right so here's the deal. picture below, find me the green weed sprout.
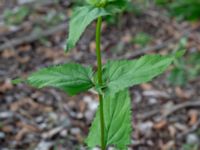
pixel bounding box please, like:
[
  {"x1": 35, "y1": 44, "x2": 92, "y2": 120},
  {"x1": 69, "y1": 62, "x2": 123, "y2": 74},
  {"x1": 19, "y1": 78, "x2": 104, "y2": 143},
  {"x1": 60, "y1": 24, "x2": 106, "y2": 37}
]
[{"x1": 14, "y1": 0, "x2": 183, "y2": 149}]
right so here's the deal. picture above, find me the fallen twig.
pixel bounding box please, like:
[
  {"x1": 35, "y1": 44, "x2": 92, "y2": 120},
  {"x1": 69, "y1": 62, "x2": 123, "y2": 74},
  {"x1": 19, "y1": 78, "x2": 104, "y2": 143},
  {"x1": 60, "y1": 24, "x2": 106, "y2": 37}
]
[
  {"x1": 162, "y1": 101, "x2": 200, "y2": 118},
  {"x1": 177, "y1": 119, "x2": 200, "y2": 139},
  {"x1": 137, "y1": 100, "x2": 200, "y2": 120},
  {"x1": 136, "y1": 109, "x2": 160, "y2": 120},
  {"x1": 0, "y1": 22, "x2": 68, "y2": 51}
]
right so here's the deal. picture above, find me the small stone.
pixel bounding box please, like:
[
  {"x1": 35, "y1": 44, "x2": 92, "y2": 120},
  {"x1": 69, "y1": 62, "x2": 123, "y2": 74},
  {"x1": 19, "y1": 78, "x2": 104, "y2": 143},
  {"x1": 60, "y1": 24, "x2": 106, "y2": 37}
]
[
  {"x1": 85, "y1": 110, "x2": 95, "y2": 121},
  {"x1": 83, "y1": 96, "x2": 98, "y2": 116},
  {"x1": 60, "y1": 129, "x2": 68, "y2": 137},
  {"x1": 38, "y1": 123, "x2": 47, "y2": 130},
  {"x1": 76, "y1": 112, "x2": 84, "y2": 119},
  {"x1": 0, "y1": 112, "x2": 13, "y2": 119},
  {"x1": 70, "y1": 128, "x2": 81, "y2": 135},
  {"x1": 35, "y1": 116, "x2": 44, "y2": 123},
  {"x1": 38, "y1": 96, "x2": 45, "y2": 102},
  {"x1": 83, "y1": 96, "x2": 93, "y2": 103},
  {"x1": 48, "y1": 112, "x2": 57, "y2": 121},
  {"x1": 5, "y1": 96, "x2": 14, "y2": 103},
  {"x1": 138, "y1": 121, "x2": 153, "y2": 136},
  {"x1": 88, "y1": 101, "x2": 98, "y2": 111},
  {"x1": 148, "y1": 98, "x2": 157, "y2": 104},
  {"x1": 35, "y1": 141, "x2": 54, "y2": 150},
  {"x1": 0, "y1": 132, "x2": 5, "y2": 139},
  {"x1": 186, "y1": 134, "x2": 199, "y2": 144}
]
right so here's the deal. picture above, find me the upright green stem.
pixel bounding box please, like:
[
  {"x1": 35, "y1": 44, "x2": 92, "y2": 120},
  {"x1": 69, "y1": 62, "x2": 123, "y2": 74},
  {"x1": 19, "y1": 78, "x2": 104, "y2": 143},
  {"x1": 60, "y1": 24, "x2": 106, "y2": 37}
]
[{"x1": 96, "y1": 16, "x2": 105, "y2": 150}]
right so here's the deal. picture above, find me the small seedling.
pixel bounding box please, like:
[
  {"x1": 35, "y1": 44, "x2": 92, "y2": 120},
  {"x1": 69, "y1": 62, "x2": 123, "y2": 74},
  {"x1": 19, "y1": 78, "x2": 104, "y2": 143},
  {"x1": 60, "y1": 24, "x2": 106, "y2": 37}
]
[
  {"x1": 44, "y1": 10, "x2": 66, "y2": 26},
  {"x1": 168, "y1": 38, "x2": 200, "y2": 86},
  {"x1": 14, "y1": 0, "x2": 183, "y2": 149},
  {"x1": 156, "y1": 0, "x2": 200, "y2": 21},
  {"x1": 182, "y1": 144, "x2": 199, "y2": 150},
  {"x1": 3, "y1": 6, "x2": 30, "y2": 25},
  {"x1": 133, "y1": 32, "x2": 152, "y2": 47}
]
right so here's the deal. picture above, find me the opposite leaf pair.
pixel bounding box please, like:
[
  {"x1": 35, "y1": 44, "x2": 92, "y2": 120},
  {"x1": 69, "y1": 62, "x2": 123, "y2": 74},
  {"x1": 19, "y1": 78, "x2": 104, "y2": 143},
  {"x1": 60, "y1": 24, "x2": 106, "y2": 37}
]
[
  {"x1": 22, "y1": 54, "x2": 174, "y2": 149},
  {"x1": 26, "y1": 54, "x2": 174, "y2": 96}
]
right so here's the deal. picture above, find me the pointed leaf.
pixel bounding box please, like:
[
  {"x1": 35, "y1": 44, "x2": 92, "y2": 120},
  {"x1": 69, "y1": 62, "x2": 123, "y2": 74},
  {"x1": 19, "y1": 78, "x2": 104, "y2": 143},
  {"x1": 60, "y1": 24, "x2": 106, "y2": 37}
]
[
  {"x1": 86, "y1": 0, "x2": 101, "y2": 5},
  {"x1": 86, "y1": 89, "x2": 132, "y2": 149},
  {"x1": 65, "y1": 2, "x2": 127, "y2": 52},
  {"x1": 12, "y1": 78, "x2": 24, "y2": 85},
  {"x1": 103, "y1": 54, "x2": 174, "y2": 94},
  {"x1": 27, "y1": 63, "x2": 94, "y2": 95},
  {"x1": 65, "y1": 6, "x2": 110, "y2": 51}
]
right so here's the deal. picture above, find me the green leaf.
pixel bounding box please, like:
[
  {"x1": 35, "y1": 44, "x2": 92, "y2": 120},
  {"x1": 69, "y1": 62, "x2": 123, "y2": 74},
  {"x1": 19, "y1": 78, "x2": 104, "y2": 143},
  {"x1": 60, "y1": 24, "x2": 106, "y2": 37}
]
[
  {"x1": 168, "y1": 67, "x2": 187, "y2": 86},
  {"x1": 3, "y1": 6, "x2": 30, "y2": 25},
  {"x1": 105, "y1": 0, "x2": 128, "y2": 12},
  {"x1": 174, "y1": 49, "x2": 186, "y2": 58},
  {"x1": 65, "y1": 6, "x2": 110, "y2": 51},
  {"x1": 86, "y1": 89, "x2": 132, "y2": 149},
  {"x1": 103, "y1": 54, "x2": 174, "y2": 94},
  {"x1": 133, "y1": 32, "x2": 152, "y2": 47},
  {"x1": 86, "y1": 0, "x2": 126, "y2": 8},
  {"x1": 27, "y1": 63, "x2": 94, "y2": 95},
  {"x1": 86, "y1": 0, "x2": 101, "y2": 5},
  {"x1": 12, "y1": 78, "x2": 25, "y2": 85},
  {"x1": 65, "y1": 2, "x2": 127, "y2": 52}
]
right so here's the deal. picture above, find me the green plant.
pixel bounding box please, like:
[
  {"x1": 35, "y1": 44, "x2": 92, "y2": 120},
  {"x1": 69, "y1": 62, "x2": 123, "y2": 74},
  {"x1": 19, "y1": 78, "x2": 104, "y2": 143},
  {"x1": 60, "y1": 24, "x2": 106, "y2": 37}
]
[
  {"x1": 105, "y1": 0, "x2": 142, "y2": 26},
  {"x1": 155, "y1": 0, "x2": 200, "y2": 21},
  {"x1": 182, "y1": 144, "x2": 199, "y2": 150},
  {"x1": 72, "y1": 0, "x2": 142, "y2": 26},
  {"x1": 14, "y1": 0, "x2": 183, "y2": 149},
  {"x1": 3, "y1": 6, "x2": 30, "y2": 25},
  {"x1": 43, "y1": 10, "x2": 66, "y2": 26},
  {"x1": 133, "y1": 32, "x2": 152, "y2": 47},
  {"x1": 168, "y1": 38, "x2": 200, "y2": 86}
]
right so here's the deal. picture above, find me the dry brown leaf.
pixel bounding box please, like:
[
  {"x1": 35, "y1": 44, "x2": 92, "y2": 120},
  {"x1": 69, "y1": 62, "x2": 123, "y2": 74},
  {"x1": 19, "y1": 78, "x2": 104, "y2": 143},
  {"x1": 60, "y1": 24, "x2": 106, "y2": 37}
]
[
  {"x1": 168, "y1": 125, "x2": 176, "y2": 138},
  {"x1": 15, "y1": 128, "x2": 30, "y2": 141},
  {"x1": 79, "y1": 100, "x2": 86, "y2": 113},
  {"x1": 10, "y1": 98, "x2": 38, "y2": 111},
  {"x1": 1, "y1": 125, "x2": 13, "y2": 133},
  {"x1": 140, "y1": 83, "x2": 153, "y2": 90},
  {"x1": 0, "y1": 79, "x2": 13, "y2": 92},
  {"x1": 175, "y1": 87, "x2": 192, "y2": 99},
  {"x1": 15, "y1": 122, "x2": 39, "y2": 141},
  {"x1": 16, "y1": 56, "x2": 30, "y2": 64},
  {"x1": 121, "y1": 33, "x2": 132, "y2": 43},
  {"x1": 0, "y1": 26, "x2": 9, "y2": 34},
  {"x1": 38, "y1": 47, "x2": 65, "y2": 60},
  {"x1": 18, "y1": 45, "x2": 31, "y2": 52},
  {"x1": 17, "y1": 122, "x2": 39, "y2": 132},
  {"x1": 10, "y1": 98, "x2": 52, "y2": 112},
  {"x1": 1, "y1": 50, "x2": 16, "y2": 58},
  {"x1": 89, "y1": 41, "x2": 96, "y2": 53},
  {"x1": 188, "y1": 110, "x2": 198, "y2": 126},
  {"x1": 161, "y1": 141, "x2": 175, "y2": 150},
  {"x1": 153, "y1": 120, "x2": 167, "y2": 130}
]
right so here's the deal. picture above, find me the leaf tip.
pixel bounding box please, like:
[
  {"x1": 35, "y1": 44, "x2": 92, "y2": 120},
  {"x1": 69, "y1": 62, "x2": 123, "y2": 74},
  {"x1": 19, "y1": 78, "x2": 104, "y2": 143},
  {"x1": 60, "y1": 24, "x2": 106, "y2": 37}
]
[
  {"x1": 12, "y1": 78, "x2": 25, "y2": 85},
  {"x1": 64, "y1": 38, "x2": 75, "y2": 52},
  {"x1": 174, "y1": 50, "x2": 186, "y2": 59}
]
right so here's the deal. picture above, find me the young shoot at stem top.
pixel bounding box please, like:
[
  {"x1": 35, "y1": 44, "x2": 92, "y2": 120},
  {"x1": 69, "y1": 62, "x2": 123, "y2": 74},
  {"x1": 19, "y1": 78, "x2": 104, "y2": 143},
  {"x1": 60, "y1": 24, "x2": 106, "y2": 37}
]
[{"x1": 13, "y1": 0, "x2": 185, "y2": 149}]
